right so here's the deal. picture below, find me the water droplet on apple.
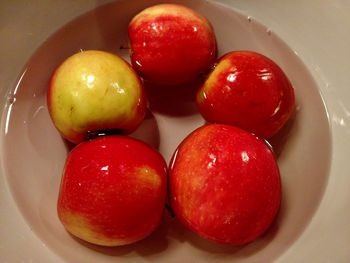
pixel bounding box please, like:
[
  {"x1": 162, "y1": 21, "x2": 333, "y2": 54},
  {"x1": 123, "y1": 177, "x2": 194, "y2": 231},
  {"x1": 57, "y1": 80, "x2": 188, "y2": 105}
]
[
  {"x1": 241, "y1": 151, "x2": 250, "y2": 163},
  {"x1": 7, "y1": 95, "x2": 16, "y2": 105},
  {"x1": 169, "y1": 148, "x2": 179, "y2": 170},
  {"x1": 203, "y1": 91, "x2": 208, "y2": 100},
  {"x1": 84, "y1": 129, "x2": 123, "y2": 141},
  {"x1": 207, "y1": 153, "x2": 217, "y2": 168},
  {"x1": 135, "y1": 60, "x2": 142, "y2": 67},
  {"x1": 262, "y1": 139, "x2": 274, "y2": 153}
]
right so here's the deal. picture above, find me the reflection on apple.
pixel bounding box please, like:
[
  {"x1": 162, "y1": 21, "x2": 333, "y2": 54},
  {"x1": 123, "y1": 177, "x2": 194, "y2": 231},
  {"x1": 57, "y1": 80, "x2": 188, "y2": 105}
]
[
  {"x1": 47, "y1": 50, "x2": 146, "y2": 144},
  {"x1": 128, "y1": 4, "x2": 217, "y2": 86},
  {"x1": 57, "y1": 135, "x2": 167, "y2": 246},
  {"x1": 169, "y1": 124, "x2": 281, "y2": 245}
]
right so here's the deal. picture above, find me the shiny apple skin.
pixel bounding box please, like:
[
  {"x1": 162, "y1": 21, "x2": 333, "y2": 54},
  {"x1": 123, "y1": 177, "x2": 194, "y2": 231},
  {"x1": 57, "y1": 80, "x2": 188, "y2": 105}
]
[
  {"x1": 196, "y1": 51, "x2": 295, "y2": 138},
  {"x1": 169, "y1": 124, "x2": 281, "y2": 245},
  {"x1": 47, "y1": 50, "x2": 147, "y2": 144},
  {"x1": 57, "y1": 135, "x2": 167, "y2": 246},
  {"x1": 128, "y1": 4, "x2": 217, "y2": 86}
]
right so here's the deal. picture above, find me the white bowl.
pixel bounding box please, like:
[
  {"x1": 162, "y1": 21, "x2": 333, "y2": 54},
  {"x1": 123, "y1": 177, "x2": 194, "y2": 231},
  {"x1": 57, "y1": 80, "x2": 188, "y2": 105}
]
[{"x1": 1, "y1": 0, "x2": 349, "y2": 262}]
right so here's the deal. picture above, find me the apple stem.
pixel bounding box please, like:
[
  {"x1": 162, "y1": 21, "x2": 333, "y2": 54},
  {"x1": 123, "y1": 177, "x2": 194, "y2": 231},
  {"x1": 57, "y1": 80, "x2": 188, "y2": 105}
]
[
  {"x1": 120, "y1": 45, "x2": 130, "y2": 50},
  {"x1": 199, "y1": 72, "x2": 208, "y2": 79},
  {"x1": 164, "y1": 203, "x2": 175, "y2": 218}
]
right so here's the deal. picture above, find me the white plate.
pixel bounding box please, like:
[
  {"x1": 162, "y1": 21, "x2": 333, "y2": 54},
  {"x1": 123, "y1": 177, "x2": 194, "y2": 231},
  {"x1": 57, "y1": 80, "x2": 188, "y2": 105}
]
[{"x1": 0, "y1": 0, "x2": 349, "y2": 262}]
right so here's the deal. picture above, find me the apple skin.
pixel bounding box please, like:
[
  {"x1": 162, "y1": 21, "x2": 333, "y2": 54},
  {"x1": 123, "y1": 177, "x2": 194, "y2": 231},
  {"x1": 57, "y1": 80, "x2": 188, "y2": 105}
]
[
  {"x1": 47, "y1": 50, "x2": 147, "y2": 144},
  {"x1": 169, "y1": 124, "x2": 281, "y2": 245},
  {"x1": 196, "y1": 51, "x2": 295, "y2": 139},
  {"x1": 57, "y1": 135, "x2": 167, "y2": 246},
  {"x1": 128, "y1": 4, "x2": 217, "y2": 86}
]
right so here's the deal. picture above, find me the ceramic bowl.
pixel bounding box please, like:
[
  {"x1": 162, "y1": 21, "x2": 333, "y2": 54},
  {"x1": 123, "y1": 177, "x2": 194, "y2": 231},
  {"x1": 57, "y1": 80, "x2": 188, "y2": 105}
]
[{"x1": 1, "y1": 0, "x2": 349, "y2": 262}]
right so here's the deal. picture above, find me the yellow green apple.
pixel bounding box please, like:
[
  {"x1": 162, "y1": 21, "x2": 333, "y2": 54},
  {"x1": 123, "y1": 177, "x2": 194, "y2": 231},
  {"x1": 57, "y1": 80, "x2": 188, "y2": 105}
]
[{"x1": 47, "y1": 50, "x2": 146, "y2": 144}]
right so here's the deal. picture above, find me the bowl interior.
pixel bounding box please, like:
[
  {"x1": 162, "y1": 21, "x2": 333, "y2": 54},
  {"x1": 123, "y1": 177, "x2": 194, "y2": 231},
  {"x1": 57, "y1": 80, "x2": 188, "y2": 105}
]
[{"x1": 1, "y1": 0, "x2": 331, "y2": 262}]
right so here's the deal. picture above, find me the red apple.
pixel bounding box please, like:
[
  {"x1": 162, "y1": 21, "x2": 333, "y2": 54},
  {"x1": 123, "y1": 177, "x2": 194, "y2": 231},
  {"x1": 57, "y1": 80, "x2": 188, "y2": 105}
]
[
  {"x1": 47, "y1": 50, "x2": 147, "y2": 144},
  {"x1": 169, "y1": 124, "x2": 281, "y2": 245},
  {"x1": 57, "y1": 135, "x2": 167, "y2": 246},
  {"x1": 196, "y1": 51, "x2": 295, "y2": 138},
  {"x1": 128, "y1": 4, "x2": 217, "y2": 86}
]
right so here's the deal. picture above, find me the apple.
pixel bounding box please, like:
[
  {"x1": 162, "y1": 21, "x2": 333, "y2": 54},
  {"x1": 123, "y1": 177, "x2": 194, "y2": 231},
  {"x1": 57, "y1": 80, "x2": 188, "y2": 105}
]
[
  {"x1": 57, "y1": 135, "x2": 167, "y2": 246},
  {"x1": 47, "y1": 50, "x2": 147, "y2": 144},
  {"x1": 196, "y1": 51, "x2": 295, "y2": 138},
  {"x1": 128, "y1": 4, "x2": 217, "y2": 86},
  {"x1": 169, "y1": 124, "x2": 281, "y2": 245}
]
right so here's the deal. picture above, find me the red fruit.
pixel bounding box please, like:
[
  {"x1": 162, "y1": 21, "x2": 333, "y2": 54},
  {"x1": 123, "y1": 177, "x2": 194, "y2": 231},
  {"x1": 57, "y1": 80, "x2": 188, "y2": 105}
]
[
  {"x1": 196, "y1": 51, "x2": 295, "y2": 138},
  {"x1": 57, "y1": 135, "x2": 167, "y2": 246},
  {"x1": 128, "y1": 4, "x2": 217, "y2": 86},
  {"x1": 169, "y1": 124, "x2": 281, "y2": 245}
]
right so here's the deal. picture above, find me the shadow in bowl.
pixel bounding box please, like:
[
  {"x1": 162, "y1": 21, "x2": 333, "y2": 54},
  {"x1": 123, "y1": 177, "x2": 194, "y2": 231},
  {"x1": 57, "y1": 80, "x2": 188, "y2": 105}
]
[
  {"x1": 144, "y1": 77, "x2": 203, "y2": 117},
  {"x1": 61, "y1": 108, "x2": 160, "y2": 152},
  {"x1": 268, "y1": 107, "x2": 298, "y2": 159}
]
